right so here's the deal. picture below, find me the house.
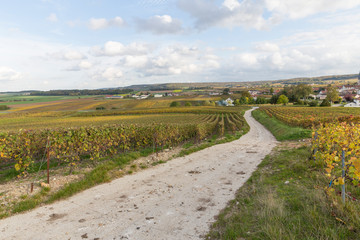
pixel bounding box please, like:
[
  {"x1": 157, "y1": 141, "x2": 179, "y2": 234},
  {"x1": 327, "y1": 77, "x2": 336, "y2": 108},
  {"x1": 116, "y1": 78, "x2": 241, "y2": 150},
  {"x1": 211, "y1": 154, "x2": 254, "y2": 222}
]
[
  {"x1": 154, "y1": 94, "x2": 163, "y2": 98},
  {"x1": 225, "y1": 98, "x2": 234, "y2": 106},
  {"x1": 106, "y1": 95, "x2": 124, "y2": 99},
  {"x1": 216, "y1": 98, "x2": 234, "y2": 107}
]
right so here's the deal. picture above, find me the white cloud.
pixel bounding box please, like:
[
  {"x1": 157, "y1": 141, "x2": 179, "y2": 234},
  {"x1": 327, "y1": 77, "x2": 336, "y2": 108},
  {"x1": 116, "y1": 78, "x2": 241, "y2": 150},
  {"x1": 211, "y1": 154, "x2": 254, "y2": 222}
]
[
  {"x1": 90, "y1": 67, "x2": 123, "y2": 81},
  {"x1": 49, "y1": 50, "x2": 87, "y2": 61},
  {"x1": 47, "y1": 13, "x2": 58, "y2": 22},
  {"x1": 88, "y1": 16, "x2": 125, "y2": 30},
  {"x1": 78, "y1": 60, "x2": 92, "y2": 69},
  {"x1": 123, "y1": 55, "x2": 149, "y2": 68},
  {"x1": 0, "y1": 66, "x2": 22, "y2": 81},
  {"x1": 102, "y1": 67, "x2": 123, "y2": 80},
  {"x1": 178, "y1": 0, "x2": 360, "y2": 30},
  {"x1": 91, "y1": 41, "x2": 151, "y2": 56},
  {"x1": 123, "y1": 44, "x2": 218, "y2": 77},
  {"x1": 255, "y1": 42, "x2": 280, "y2": 52},
  {"x1": 136, "y1": 15, "x2": 184, "y2": 34},
  {"x1": 178, "y1": 0, "x2": 268, "y2": 30},
  {"x1": 66, "y1": 60, "x2": 93, "y2": 71},
  {"x1": 264, "y1": 0, "x2": 360, "y2": 20},
  {"x1": 229, "y1": 23, "x2": 360, "y2": 78}
]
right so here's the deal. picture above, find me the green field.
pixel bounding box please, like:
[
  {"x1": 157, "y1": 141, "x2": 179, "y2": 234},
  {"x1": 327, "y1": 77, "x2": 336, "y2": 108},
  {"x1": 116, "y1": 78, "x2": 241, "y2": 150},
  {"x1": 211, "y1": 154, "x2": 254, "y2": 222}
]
[{"x1": 0, "y1": 94, "x2": 96, "y2": 106}]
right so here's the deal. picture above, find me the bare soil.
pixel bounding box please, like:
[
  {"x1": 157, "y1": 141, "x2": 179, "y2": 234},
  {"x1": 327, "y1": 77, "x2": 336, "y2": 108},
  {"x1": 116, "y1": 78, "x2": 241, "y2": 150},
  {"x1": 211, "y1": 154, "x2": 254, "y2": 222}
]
[{"x1": 0, "y1": 109, "x2": 278, "y2": 239}]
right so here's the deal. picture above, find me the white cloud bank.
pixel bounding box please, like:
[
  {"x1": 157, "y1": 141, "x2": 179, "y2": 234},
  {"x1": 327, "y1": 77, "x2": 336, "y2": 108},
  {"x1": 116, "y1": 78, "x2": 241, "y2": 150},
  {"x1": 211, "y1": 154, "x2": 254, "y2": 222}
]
[
  {"x1": 178, "y1": 0, "x2": 360, "y2": 30},
  {"x1": 0, "y1": 67, "x2": 22, "y2": 81},
  {"x1": 135, "y1": 15, "x2": 184, "y2": 34},
  {"x1": 88, "y1": 17, "x2": 125, "y2": 30},
  {"x1": 91, "y1": 41, "x2": 151, "y2": 56},
  {"x1": 49, "y1": 50, "x2": 87, "y2": 61}
]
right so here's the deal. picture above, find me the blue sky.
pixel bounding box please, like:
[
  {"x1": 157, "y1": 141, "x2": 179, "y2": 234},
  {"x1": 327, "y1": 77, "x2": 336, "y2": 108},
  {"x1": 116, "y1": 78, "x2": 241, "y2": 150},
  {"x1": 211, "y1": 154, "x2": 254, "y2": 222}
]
[{"x1": 1, "y1": 0, "x2": 360, "y2": 91}]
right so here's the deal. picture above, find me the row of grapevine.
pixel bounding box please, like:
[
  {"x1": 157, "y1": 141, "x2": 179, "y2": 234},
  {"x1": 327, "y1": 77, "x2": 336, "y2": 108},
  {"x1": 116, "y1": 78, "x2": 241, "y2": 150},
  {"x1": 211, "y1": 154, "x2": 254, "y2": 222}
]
[
  {"x1": 0, "y1": 112, "x2": 247, "y2": 175},
  {"x1": 260, "y1": 106, "x2": 360, "y2": 128},
  {"x1": 312, "y1": 122, "x2": 360, "y2": 200}
]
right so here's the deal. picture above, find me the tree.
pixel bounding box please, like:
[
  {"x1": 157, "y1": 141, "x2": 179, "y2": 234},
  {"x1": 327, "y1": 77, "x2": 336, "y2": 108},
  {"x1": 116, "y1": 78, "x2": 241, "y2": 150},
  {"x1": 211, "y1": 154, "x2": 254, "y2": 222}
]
[
  {"x1": 234, "y1": 99, "x2": 240, "y2": 106},
  {"x1": 240, "y1": 91, "x2": 251, "y2": 98},
  {"x1": 270, "y1": 87, "x2": 274, "y2": 95},
  {"x1": 325, "y1": 85, "x2": 339, "y2": 104},
  {"x1": 223, "y1": 88, "x2": 230, "y2": 95},
  {"x1": 308, "y1": 100, "x2": 318, "y2": 107},
  {"x1": 295, "y1": 84, "x2": 312, "y2": 100},
  {"x1": 239, "y1": 96, "x2": 247, "y2": 104},
  {"x1": 185, "y1": 102, "x2": 192, "y2": 106},
  {"x1": 170, "y1": 101, "x2": 180, "y2": 107},
  {"x1": 277, "y1": 95, "x2": 289, "y2": 105},
  {"x1": 203, "y1": 100, "x2": 211, "y2": 106},
  {"x1": 270, "y1": 95, "x2": 279, "y2": 105},
  {"x1": 255, "y1": 97, "x2": 266, "y2": 104},
  {"x1": 320, "y1": 99, "x2": 331, "y2": 107},
  {"x1": 344, "y1": 93, "x2": 354, "y2": 102},
  {"x1": 0, "y1": 105, "x2": 9, "y2": 110},
  {"x1": 248, "y1": 96, "x2": 255, "y2": 104}
]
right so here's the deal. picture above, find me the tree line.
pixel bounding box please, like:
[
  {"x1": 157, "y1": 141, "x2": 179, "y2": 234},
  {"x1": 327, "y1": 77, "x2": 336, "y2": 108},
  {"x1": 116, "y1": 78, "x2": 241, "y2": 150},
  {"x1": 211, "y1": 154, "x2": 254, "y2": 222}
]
[{"x1": 30, "y1": 88, "x2": 134, "y2": 96}]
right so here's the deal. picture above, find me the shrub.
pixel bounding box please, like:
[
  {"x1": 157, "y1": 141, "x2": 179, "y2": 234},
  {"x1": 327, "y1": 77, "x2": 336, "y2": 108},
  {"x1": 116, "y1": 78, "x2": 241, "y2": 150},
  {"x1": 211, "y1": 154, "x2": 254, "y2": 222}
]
[
  {"x1": 170, "y1": 101, "x2": 180, "y2": 107},
  {"x1": 0, "y1": 105, "x2": 9, "y2": 110},
  {"x1": 308, "y1": 100, "x2": 318, "y2": 107},
  {"x1": 320, "y1": 99, "x2": 331, "y2": 107},
  {"x1": 185, "y1": 102, "x2": 192, "y2": 107}
]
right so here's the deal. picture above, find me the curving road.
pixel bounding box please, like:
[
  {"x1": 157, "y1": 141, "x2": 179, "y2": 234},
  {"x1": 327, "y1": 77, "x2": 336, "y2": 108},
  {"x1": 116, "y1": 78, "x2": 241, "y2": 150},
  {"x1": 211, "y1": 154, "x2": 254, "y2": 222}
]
[{"x1": 0, "y1": 109, "x2": 277, "y2": 240}]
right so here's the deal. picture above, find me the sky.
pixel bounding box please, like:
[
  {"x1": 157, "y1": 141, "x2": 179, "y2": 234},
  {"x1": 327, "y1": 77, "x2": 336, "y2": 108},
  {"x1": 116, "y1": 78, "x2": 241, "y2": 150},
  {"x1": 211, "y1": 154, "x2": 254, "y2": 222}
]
[{"x1": 1, "y1": 0, "x2": 360, "y2": 91}]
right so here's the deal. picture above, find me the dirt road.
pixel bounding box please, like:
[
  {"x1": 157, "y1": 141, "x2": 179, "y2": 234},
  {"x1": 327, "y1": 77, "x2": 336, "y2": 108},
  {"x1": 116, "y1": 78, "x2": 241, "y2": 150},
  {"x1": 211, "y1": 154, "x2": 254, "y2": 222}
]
[{"x1": 0, "y1": 109, "x2": 277, "y2": 240}]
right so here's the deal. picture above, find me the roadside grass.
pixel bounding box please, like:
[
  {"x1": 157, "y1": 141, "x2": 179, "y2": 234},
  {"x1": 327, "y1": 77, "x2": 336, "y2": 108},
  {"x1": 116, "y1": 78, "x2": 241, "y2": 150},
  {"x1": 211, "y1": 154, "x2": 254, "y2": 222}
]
[
  {"x1": 207, "y1": 145, "x2": 360, "y2": 240},
  {"x1": 252, "y1": 109, "x2": 311, "y2": 141}
]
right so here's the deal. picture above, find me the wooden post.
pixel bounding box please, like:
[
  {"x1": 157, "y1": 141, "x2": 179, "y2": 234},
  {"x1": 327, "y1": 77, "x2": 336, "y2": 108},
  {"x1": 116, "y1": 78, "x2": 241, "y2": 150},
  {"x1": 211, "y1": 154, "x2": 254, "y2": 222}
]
[
  {"x1": 47, "y1": 138, "x2": 50, "y2": 184},
  {"x1": 342, "y1": 150, "x2": 346, "y2": 203},
  {"x1": 313, "y1": 131, "x2": 318, "y2": 161}
]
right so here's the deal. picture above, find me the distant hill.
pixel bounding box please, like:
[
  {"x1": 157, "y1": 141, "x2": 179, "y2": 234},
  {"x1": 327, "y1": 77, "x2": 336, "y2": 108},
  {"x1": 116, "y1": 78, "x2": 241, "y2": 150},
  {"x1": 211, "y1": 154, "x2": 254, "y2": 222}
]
[
  {"x1": 123, "y1": 73, "x2": 359, "y2": 91},
  {"x1": 2, "y1": 73, "x2": 358, "y2": 94}
]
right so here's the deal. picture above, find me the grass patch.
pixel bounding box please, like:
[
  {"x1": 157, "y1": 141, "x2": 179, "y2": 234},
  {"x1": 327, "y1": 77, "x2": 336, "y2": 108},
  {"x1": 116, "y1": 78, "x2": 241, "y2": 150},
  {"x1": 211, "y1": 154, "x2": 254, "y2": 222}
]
[
  {"x1": 252, "y1": 109, "x2": 311, "y2": 141},
  {"x1": 207, "y1": 146, "x2": 360, "y2": 240},
  {"x1": 178, "y1": 130, "x2": 248, "y2": 158},
  {"x1": 151, "y1": 160, "x2": 166, "y2": 166}
]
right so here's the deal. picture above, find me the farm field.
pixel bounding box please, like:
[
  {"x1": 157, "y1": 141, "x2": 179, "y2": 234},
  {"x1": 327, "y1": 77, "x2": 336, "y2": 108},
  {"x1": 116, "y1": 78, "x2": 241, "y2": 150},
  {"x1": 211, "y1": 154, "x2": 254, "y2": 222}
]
[
  {"x1": 259, "y1": 106, "x2": 360, "y2": 128},
  {"x1": 1, "y1": 95, "x2": 220, "y2": 112},
  {"x1": 0, "y1": 95, "x2": 96, "y2": 106}
]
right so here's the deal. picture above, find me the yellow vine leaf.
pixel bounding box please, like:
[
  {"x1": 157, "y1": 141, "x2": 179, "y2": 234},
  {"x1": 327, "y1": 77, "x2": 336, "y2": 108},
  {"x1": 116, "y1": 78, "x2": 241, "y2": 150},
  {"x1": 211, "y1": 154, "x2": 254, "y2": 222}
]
[
  {"x1": 338, "y1": 177, "x2": 345, "y2": 185},
  {"x1": 14, "y1": 164, "x2": 21, "y2": 171}
]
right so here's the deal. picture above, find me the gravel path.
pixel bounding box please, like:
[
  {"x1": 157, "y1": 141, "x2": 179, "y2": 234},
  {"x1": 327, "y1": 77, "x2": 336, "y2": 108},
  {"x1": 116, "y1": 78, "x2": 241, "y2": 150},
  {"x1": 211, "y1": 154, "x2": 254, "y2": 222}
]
[{"x1": 0, "y1": 109, "x2": 277, "y2": 240}]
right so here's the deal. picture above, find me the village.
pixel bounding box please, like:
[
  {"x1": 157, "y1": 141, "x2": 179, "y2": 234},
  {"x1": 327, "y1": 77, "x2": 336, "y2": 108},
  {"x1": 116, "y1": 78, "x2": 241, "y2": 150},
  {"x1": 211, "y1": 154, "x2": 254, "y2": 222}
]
[{"x1": 104, "y1": 73, "x2": 360, "y2": 107}]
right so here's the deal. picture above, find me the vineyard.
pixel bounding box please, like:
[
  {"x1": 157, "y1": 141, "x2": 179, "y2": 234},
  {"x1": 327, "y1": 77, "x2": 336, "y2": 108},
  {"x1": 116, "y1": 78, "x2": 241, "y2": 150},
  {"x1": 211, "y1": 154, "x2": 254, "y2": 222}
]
[
  {"x1": 0, "y1": 107, "x2": 248, "y2": 176},
  {"x1": 259, "y1": 106, "x2": 360, "y2": 128},
  {"x1": 312, "y1": 122, "x2": 360, "y2": 201},
  {"x1": 256, "y1": 106, "x2": 360, "y2": 203}
]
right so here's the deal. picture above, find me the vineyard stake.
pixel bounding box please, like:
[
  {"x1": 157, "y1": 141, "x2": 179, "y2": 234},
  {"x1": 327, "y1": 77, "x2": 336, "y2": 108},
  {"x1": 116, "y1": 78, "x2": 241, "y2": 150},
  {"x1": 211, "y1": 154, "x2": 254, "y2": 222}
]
[
  {"x1": 47, "y1": 138, "x2": 50, "y2": 184},
  {"x1": 30, "y1": 182, "x2": 33, "y2": 193},
  {"x1": 341, "y1": 150, "x2": 346, "y2": 203},
  {"x1": 313, "y1": 131, "x2": 318, "y2": 161}
]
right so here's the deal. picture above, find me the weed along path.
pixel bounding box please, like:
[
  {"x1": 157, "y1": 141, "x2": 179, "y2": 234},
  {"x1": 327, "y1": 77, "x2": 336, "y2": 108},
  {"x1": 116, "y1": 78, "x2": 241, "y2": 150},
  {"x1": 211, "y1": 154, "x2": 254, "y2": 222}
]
[{"x1": 0, "y1": 109, "x2": 277, "y2": 240}]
